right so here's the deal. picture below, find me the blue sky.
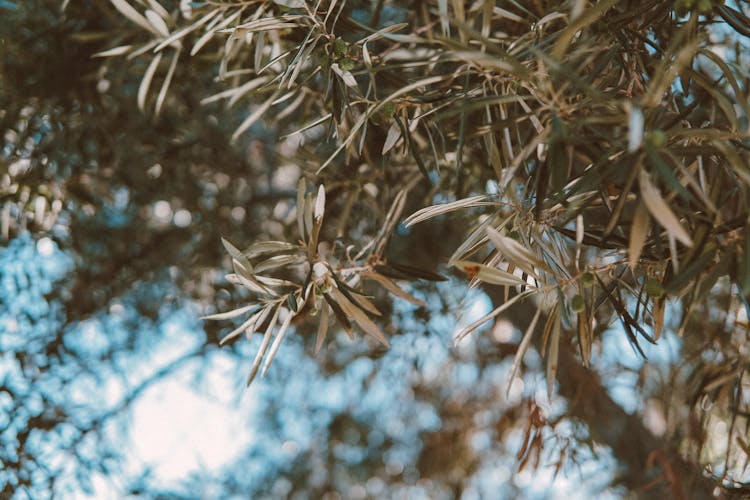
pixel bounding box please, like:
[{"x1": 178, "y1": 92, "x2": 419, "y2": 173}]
[{"x1": 1, "y1": 233, "x2": 625, "y2": 498}]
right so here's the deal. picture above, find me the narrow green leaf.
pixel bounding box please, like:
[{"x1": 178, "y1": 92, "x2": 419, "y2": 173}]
[
  {"x1": 628, "y1": 201, "x2": 650, "y2": 268},
  {"x1": 246, "y1": 304, "x2": 281, "y2": 385},
  {"x1": 314, "y1": 303, "x2": 330, "y2": 354},
  {"x1": 507, "y1": 307, "x2": 541, "y2": 395},
  {"x1": 137, "y1": 52, "x2": 163, "y2": 112},
  {"x1": 638, "y1": 171, "x2": 692, "y2": 247},
  {"x1": 201, "y1": 304, "x2": 257, "y2": 321}
]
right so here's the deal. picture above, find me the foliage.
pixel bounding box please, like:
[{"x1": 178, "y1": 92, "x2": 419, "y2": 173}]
[
  {"x1": 93, "y1": 0, "x2": 750, "y2": 494},
  {"x1": 4, "y1": 0, "x2": 750, "y2": 497}
]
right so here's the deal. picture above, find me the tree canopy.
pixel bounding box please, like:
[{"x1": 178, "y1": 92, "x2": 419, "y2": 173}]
[{"x1": 3, "y1": 0, "x2": 750, "y2": 498}]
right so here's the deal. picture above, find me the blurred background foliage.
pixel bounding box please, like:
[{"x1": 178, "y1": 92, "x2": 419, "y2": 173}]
[{"x1": 2, "y1": 0, "x2": 750, "y2": 498}]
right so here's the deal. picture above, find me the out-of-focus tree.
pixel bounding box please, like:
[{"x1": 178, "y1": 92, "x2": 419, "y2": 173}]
[{"x1": 4, "y1": 0, "x2": 750, "y2": 498}]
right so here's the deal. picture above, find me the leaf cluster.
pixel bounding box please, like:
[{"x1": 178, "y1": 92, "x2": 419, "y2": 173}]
[{"x1": 100, "y1": 0, "x2": 750, "y2": 483}]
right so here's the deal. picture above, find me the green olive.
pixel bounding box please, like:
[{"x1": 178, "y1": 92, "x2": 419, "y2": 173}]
[
  {"x1": 571, "y1": 294, "x2": 586, "y2": 312},
  {"x1": 645, "y1": 278, "x2": 665, "y2": 298},
  {"x1": 380, "y1": 101, "x2": 397, "y2": 118},
  {"x1": 580, "y1": 272, "x2": 595, "y2": 288},
  {"x1": 649, "y1": 130, "x2": 667, "y2": 148},
  {"x1": 695, "y1": 0, "x2": 713, "y2": 14}
]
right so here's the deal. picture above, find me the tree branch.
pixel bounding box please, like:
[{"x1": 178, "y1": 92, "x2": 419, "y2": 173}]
[{"x1": 494, "y1": 291, "x2": 718, "y2": 500}]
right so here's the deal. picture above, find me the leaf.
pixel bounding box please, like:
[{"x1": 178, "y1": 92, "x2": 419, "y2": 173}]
[
  {"x1": 403, "y1": 195, "x2": 491, "y2": 227},
  {"x1": 577, "y1": 309, "x2": 592, "y2": 366},
  {"x1": 329, "y1": 286, "x2": 389, "y2": 347},
  {"x1": 297, "y1": 177, "x2": 306, "y2": 240},
  {"x1": 628, "y1": 201, "x2": 650, "y2": 268},
  {"x1": 638, "y1": 171, "x2": 692, "y2": 247},
  {"x1": 273, "y1": 0, "x2": 305, "y2": 8},
  {"x1": 450, "y1": 215, "x2": 498, "y2": 263},
  {"x1": 137, "y1": 52, "x2": 163, "y2": 112},
  {"x1": 330, "y1": 63, "x2": 358, "y2": 88},
  {"x1": 382, "y1": 121, "x2": 402, "y2": 155},
  {"x1": 718, "y1": 5, "x2": 750, "y2": 38},
  {"x1": 200, "y1": 77, "x2": 271, "y2": 106},
  {"x1": 664, "y1": 245, "x2": 717, "y2": 296},
  {"x1": 372, "y1": 188, "x2": 410, "y2": 257},
  {"x1": 145, "y1": 0, "x2": 169, "y2": 18},
  {"x1": 246, "y1": 305, "x2": 281, "y2": 385},
  {"x1": 261, "y1": 305, "x2": 298, "y2": 378},
  {"x1": 286, "y1": 294, "x2": 298, "y2": 312},
  {"x1": 243, "y1": 241, "x2": 300, "y2": 259},
  {"x1": 507, "y1": 307, "x2": 541, "y2": 395},
  {"x1": 362, "y1": 43, "x2": 372, "y2": 69},
  {"x1": 219, "y1": 305, "x2": 268, "y2": 346},
  {"x1": 110, "y1": 0, "x2": 160, "y2": 36},
  {"x1": 546, "y1": 311, "x2": 561, "y2": 401},
  {"x1": 222, "y1": 237, "x2": 253, "y2": 271},
  {"x1": 314, "y1": 184, "x2": 325, "y2": 220},
  {"x1": 221, "y1": 237, "x2": 244, "y2": 259},
  {"x1": 201, "y1": 304, "x2": 256, "y2": 321},
  {"x1": 233, "y1": 15, "x2": 305, "y2": 32},
  {"x1": 232, "y1": 89, "x2": 282, "y2": 142},
  {"x1": 437, "y1": 0, "x2": 449, "y2": 36},
  {"x1": 400, "y1": 116, "x2": 432, "y2": 182},
  {"x1": 314, "y1": 302, "x2": 330, "y2": 354},
  {"x1": 145, "y1": 9, "x2": 170, "y2": 37},
  {"x1": 642, "y1": 30, "x2": 698, "y2": 108},
  {"x1": 190, "y1": 26, "x2": 217, "y2": 56},
  {"x1": 454, "y1": 291, "x2": 533, "y2": 344},
  {"x1": 540, "y1": 301, "x2": 558, "y2": 358},
  {"x1": 283, "y1": 32, "x2": 319, "y2": 89},
  {"x1": 154, "y1": 49, "x2": 179, "y2": 117},
  {"x1": 350, "y1": 292, "x2": 381, "y2": 317},
  {"x1": 92, "y1": 45, "x2": 133, "y2": 58},
  {"x1": 387, "y1": 262, "x2": 447, "y2": 282},
  {"x1": 575, "y1": 214, "x2": 584, "y2": 263},
  {"x1": 154, "y1": 9, "x2": 220, "y2": 52},
  {"x1": 232, "y1": 259, "x2": 275, "y2": 296},
  {"x1": 594, "y1": 274, "x2": 652, "y2": 354},
  {"x1": 550, "y1": 0, "x2": 619, "y2": 58},
  {"x1": 452, "y1": 260, "x2": 529, "y2": 287},
  {"x1": 486, "y1": 227, "x2": 549, "y2": 280},
  {"x1": 364, "y1": 271, "x2": 427, "y2": 307},
  {"x1": 256, "y1": 275, "x2": 298, "y2": 290},
  {"x1": 652, "y1": 298, "x2": 665, "y2": 341},
  {"x1": 317, "y1": 75, "x2": 447, "y2": 174},
  {"x1": 254, "y1": 254, "x2": 306, "y2": 273},
  {"x1": 323, "y1": 292, "x2": 353, "y2": 338},
  {"x1": 329, "y1": 273, "x2": 377, "y2": 313},
  {"x1": 372, "y1": 264, "x2": 417, "y2": 281}
]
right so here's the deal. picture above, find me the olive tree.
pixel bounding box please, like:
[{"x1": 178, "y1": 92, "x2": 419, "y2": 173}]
[{"x1": 6, "y1": 0, "x2": 750, "y2": 497}]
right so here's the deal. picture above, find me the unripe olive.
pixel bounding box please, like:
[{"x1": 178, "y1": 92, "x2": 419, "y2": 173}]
[
  {"x1": 571, "y1": 294, "x2": 585, "y2": 312},
  {"x1": 645, "y1": 278, "x2": 665, "y2": 298},
  {"x1": 649, "y1": 130, "x2": 667, "y2": 148},
  {"x1": 695, "y1": 0, "x2": 713, "y2": 14},
  {"x1": 380, "y1": 101, "x2": 396, "y2": 118},
  {"x1": 580, "y1": 272, "x2": 595, "y2": 288}
]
